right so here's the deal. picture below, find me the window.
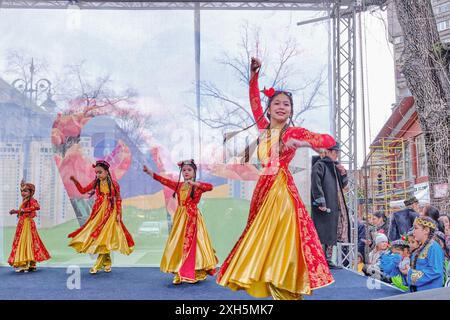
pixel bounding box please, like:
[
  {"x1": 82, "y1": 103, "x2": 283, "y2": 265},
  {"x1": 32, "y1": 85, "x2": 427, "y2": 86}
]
[
  {"x1": 435, "y1": 3, "x2": 450, "y2": 14},
  {"x1": 404, "y1": 142, "x2": 412, "y2": 180},
  {"x1": 416, "y1": 135, "x2": 428, "y2": 178},
  {"x1": 393, "y1": 36, "x2": 403, "y2": 44},
  {"x1": 395, "y1": 142, "x2": 412, "y2": 181},
  {"x1": 437, "y1": 20, "x2": 450, "y2": 31}
]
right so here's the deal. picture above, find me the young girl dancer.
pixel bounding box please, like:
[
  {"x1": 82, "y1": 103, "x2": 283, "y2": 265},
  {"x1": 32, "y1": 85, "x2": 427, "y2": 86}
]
[
  {"x1": 68, "y1": 160, "x2": 134, "y2": 274},
  {"x1": 8, "y1": 180, "x2": 51, "y2": 272},
  {"x1": 217, "y1": 57, "x2": 336, "y2": 300},
  {"x1": 143, "y1": 159, "x2": 218, "y2": 284}
]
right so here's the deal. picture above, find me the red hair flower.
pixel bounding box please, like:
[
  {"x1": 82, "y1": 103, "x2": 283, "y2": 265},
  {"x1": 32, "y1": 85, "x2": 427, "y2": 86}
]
[{"x1": 261, "y1": 87, "x2": 275, "y2": 98}]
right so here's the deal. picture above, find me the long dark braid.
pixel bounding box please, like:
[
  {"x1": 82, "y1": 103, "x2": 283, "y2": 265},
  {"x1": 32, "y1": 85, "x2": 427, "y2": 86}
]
[
  {"x1": 172, "y1": 162, "x2": 197, "y2": 199},
  {"x1": 106, "y1": 171, "x2": 116, "y2": 207},
  {"x1": 190, "y1": 169, "x2": 197, "y2": 199},
  {"x1": 172, "y1": 168, "x2": 183, "y2": 199},
  {"x1": 412, "y1": 224, "x2": 436, "y2": 269},
  {"x1": 88, "y1": 179, "x2": 99, "y2": 198},
  {"x1": 89, "y1": 163, "x2": 116, "y2": 207}
]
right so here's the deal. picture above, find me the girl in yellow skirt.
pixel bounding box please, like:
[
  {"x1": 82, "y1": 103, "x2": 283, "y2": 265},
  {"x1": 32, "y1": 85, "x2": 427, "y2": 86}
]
[
  {"x1": 8, "y1": 180, "x2": 51, "y2": 272},
  {"x1": 68, "y1": 160, "x2": 134, "y2": 274},
  {"x1": 217, "y1": 57, "x2": 336, "y2": 300},
  {"x1": 143, "y1": 159, "x2": 218, "y2": 284}
]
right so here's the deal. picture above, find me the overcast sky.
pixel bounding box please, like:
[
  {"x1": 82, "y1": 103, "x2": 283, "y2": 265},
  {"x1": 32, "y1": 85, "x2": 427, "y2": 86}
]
[{"x1": 0, "y1": 7, "x2": 395, "y2": 166}]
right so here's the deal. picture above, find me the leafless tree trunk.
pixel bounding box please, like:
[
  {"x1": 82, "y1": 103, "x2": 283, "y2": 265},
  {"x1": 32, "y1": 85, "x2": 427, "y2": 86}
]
[{"x1": 393, "y1": 0, "x2": 450, "y2": 212}]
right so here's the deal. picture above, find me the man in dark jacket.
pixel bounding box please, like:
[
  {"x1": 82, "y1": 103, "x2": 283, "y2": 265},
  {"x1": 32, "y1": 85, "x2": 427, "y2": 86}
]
[
  {"x1": 388, "y1": 196, "x2": 420, "y2": 241},
  {"x1": 311, "y1": 143, "x2": 351, "y2": 268}
]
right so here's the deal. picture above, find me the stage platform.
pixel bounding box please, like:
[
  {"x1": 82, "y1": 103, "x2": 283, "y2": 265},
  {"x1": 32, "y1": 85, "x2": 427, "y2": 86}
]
[
  {"x1": 0, "y1": 267, "x2": 403, "y2": 300},
  {"x1": 381, "y1": 287, "x2": 450, "y2": 300}
]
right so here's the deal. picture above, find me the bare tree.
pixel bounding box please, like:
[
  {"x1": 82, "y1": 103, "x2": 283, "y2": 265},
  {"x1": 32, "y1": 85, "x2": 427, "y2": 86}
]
[
  {"x1": 188, "y1": 22, "x2": 328, "y2": 132},
  {"x1": 53, "y1": 61, "x2": 154, "y2": 149},
  {"x1": 54, "y1": 61, "x2": 137, "y2": 112},
  {"x1": 393, "y1": 0, "x2": 450, "y2": 211},
  {"x1": 5, "y1": 51, "x2": 153, "y2": 151}
]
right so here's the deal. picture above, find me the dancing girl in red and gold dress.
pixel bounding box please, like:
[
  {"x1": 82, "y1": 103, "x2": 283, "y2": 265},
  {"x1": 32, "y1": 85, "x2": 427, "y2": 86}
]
[
  {"x1": 8, "y1": 180, "x2": 51, "y2": 272},
  {"x1": 144, "y1": 159, "x2": 218, "y2": 284},
  {"x1": 68, "y1": 160, "x2": 134, "y2": 274},
  {"x1": 217, "y1": 58, "x2": 336, "y2": 300}
]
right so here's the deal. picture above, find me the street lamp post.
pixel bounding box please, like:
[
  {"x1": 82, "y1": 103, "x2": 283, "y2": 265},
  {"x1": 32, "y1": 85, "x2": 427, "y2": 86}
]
[
  {"x1": 11, "y1": 58, "x2": 55, "y2": 181},
  {"x1": 11, "y1": 58, "x2": 53, "y2": 109}
]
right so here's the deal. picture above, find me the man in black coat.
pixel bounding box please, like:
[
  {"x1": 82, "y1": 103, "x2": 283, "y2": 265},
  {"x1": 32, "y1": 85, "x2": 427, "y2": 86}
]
[
  {"x1": 311, "y1": 143, "x2": 351, "y2": 268},
  {"x1": 388, "y1": 196, "x2": 420, "y2": 241}
]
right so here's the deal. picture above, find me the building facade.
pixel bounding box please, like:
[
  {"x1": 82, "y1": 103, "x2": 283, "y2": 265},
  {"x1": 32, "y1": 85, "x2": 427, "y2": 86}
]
[
  {"x1": 388, "y1": 0, "x2": 450, "y2": 101},
  {"x1": 361, "y1": 96, "x2": 430, "y2": 217}
]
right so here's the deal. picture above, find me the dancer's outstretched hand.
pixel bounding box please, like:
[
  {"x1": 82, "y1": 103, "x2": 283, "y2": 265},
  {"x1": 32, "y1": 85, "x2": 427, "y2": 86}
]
[
  {"x1": 187, "y1": 180, "x2": 199, "y2": 187},
  {"x1": 143, "y1": 165, "x2": 153, "y2": 176},
  {"x1": 285, "y1": 139, "x2": 311, "y2": 150},
  {"x1": 251, "y1": 57, "x2": 261, "y2": 71}
]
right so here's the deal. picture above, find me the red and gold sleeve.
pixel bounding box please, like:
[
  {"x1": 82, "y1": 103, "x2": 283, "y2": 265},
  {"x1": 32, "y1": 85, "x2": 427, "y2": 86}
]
[
  {"x1": 73, "y1": 179, "x2": 96, "y2": 195},
  {"x1": 286, "y1": 127, "x2": 336, "y2": 149},
  {"x1": 20, "y1": 199, "x2": 41, "y2": 215},
  {"x1": 153, "y1": 173, "x2": 179, "y2": 191},
  {"x1": 196, "y1": 181, "x2": 213, "y2": 192},
  {"x1": 249, "y1": 71, "x2": 270, "y2": 131}
]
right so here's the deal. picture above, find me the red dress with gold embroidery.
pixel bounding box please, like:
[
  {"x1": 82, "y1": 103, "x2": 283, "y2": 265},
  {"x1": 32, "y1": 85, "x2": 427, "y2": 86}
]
[
  {"x1": 68, "y1": 179, "x2": 135, "y2": 253},
  {"x1": 154, "y1": 173, "x2": 218, "y2": 283},
  {"x1": 217, "y1": 71, "x2": 336, "y2": 298},
  {"x1": 8, "y1": 198, "x2": 51, "y2": 268}
]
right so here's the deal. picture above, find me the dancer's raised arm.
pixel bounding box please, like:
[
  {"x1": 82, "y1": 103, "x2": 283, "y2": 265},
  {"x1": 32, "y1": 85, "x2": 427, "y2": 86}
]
[
  {"x1": 70, "y1": 176, "x2": 95, "y2": 194},
  {"x1": 143, "y1": 165, "x2": 179, "y2": 191},
  {"x1": 249, "y1": 57, "x2": 269, "y2": 131}
]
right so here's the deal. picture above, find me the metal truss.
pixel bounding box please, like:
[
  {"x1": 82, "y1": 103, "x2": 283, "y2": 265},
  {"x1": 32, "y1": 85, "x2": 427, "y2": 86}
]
[
  {"x1": 332, "y1": 2, "x2": 358, "y2": 271},
  {"x1": 0, "y1": 0, "x2": 388, "y2": 272},
  {"x1": 0, "y1": 0, "x2": 365, "y2": 11}
]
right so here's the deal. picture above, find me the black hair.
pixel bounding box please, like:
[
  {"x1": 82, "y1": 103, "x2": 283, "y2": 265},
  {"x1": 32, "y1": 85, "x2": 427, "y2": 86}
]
[
  {"x1": 391, "y1": 243, "x2": 409, "y2": 250},
  {"x1": 373, "y1": 211, "x2": 387, "y2": 222},
  {"x1": 223, "y1": 90, "x2": 296, "y2": 163},
  {"x1": 423, "y1": 205, "x2": 440, "y2": 222},
  {"x1": 173, "y1": 161, "x2": 197, "y2": 200},
  {"x1": 438, "y1": 220, "x2": 446, "y2": 233},
  {"x1": 89, "y1": 163, "x2": 116, "y2": 207},
  {"x1": 438, "y1": 214, "x2": 450, "y2": 233},
  {"x1": 266, "y1": 91, "x2": 295, "y2": 154}
]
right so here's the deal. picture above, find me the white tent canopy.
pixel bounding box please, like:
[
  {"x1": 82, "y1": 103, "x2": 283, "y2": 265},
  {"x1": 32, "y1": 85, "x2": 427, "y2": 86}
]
[{"x1": 389, "y1": 184, "x2": 430, "y2": 209}]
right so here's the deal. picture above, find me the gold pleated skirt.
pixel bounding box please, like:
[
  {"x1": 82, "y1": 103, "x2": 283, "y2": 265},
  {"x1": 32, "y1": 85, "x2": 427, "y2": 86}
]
[
  {"x1": 69, "y1": 199, "x2": 133, "y2": 255},
  {"x1": 218, "y1": 170, "x2": 311, "y2": 298},
  {"x1": 11, "y1": 218, "x2": 35, "y2": 268},
  {"x1": 160, "y1": 206, "x2": 218, "y2": 276}
]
